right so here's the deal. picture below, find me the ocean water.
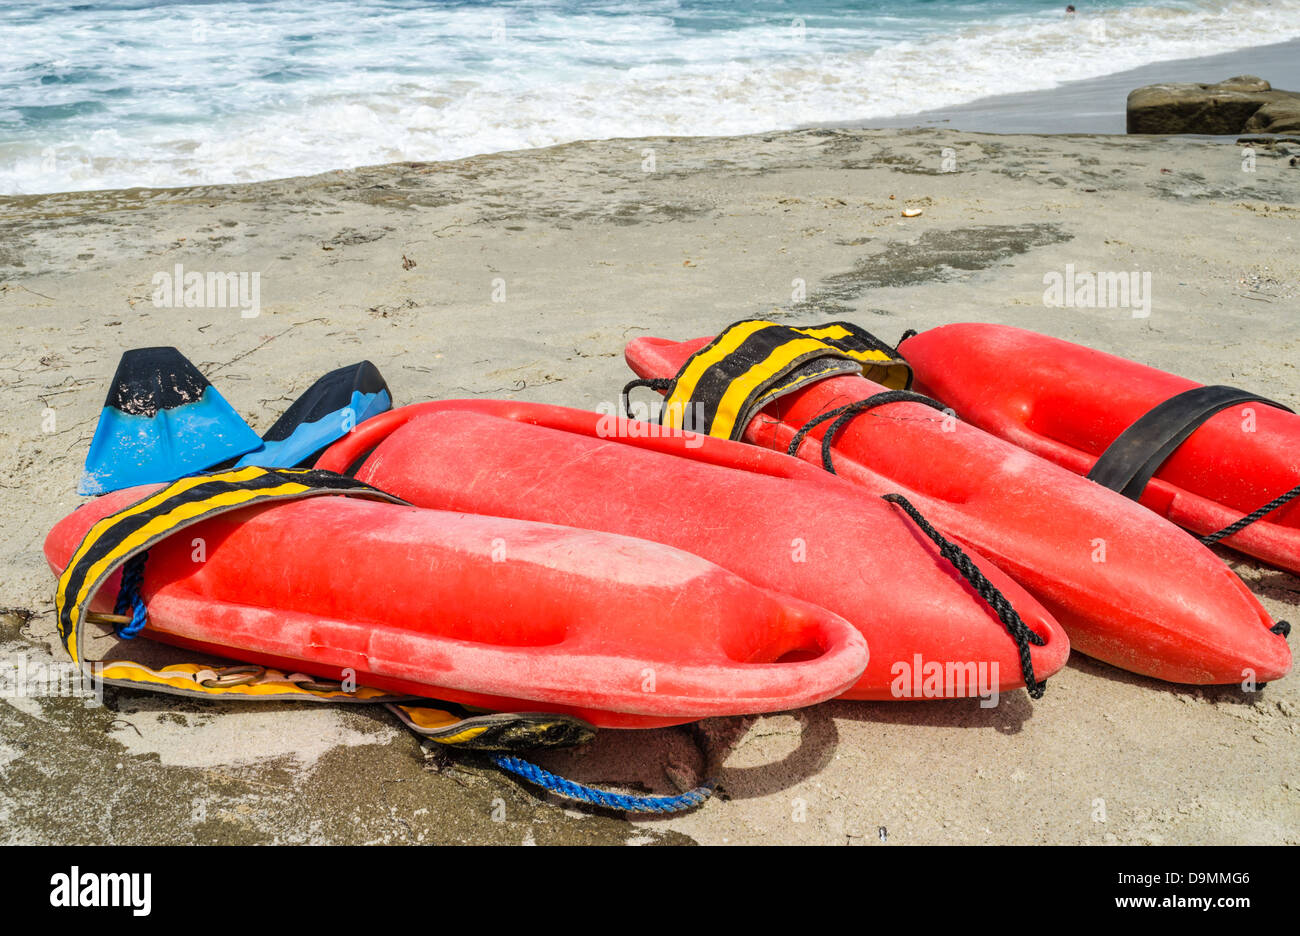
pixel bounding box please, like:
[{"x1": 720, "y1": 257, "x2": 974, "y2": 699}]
[{"x1": 2, "y1": 0, "x2": 1298, "y2": 194}]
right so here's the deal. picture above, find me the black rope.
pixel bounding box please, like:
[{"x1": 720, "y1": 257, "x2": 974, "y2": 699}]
[
  {"x1": 897, "y1": 328, "x2": 919, "y2": 347},
  {"x1": 1198, "y1": 483, "x2": 1300, "y2": 546},
  {"x1": 786, "y1": 391, "x2": 948, "y2": 474},
  {"x1": 881, "y1": 493, "x2": 1047, "y2": 699},
  {"x1": 620, "y1": 377, "x2": 673, "y2": 420}
]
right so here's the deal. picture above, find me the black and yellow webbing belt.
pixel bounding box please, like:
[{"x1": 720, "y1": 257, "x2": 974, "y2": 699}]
[{"x1": 629, "y1": 319, "x2": 912, "y2": 440}]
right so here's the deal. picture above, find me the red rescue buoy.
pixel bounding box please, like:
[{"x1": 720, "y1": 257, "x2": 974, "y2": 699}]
[{"x1": 626, "y1": 333, "x2": 1290, "y2": 685}]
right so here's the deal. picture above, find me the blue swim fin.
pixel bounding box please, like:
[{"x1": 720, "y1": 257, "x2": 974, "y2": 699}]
[
  {"x1": 79, "y1": 347, "x2": 264, "y2": 495},
  {"x1": 237, "y1": 361, "x2": 392, "y2": 469}
]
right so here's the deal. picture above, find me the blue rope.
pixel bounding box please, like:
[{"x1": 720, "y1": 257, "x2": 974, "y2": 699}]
[
  {"x1": 493, "y1": 755, "x2": 714, "y2": 814},
  {"x1": 113, "y1": 552, "x2": 149, "y2": 639}
]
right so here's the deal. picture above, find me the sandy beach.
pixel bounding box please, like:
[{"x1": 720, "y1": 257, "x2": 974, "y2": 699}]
[{"x1": 3, "y1": 100, "x2": 1300, "y2": 843}]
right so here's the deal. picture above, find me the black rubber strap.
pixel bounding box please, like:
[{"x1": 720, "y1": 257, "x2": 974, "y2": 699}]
[{"x1": 1086, "y1": 385, "x2": 1293, "y2": 501}]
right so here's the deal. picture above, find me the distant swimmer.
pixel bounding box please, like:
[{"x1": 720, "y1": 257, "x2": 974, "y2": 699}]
[{"x1": 1066, "y1": 4, "x2": 1076, "y2": 13}]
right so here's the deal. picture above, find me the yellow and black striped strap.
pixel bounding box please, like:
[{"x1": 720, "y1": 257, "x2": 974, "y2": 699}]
[
  {"x1": 55, "y1": 466, "x2": 417, "y2": 703},
  {"x1": 660, "y1": 320, "x2": 912, "y2": 439},
  {"x1": 388, "y1": 704, "x2": 595, "y2": 752}
]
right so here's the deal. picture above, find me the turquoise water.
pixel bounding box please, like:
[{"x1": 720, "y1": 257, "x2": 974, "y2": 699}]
[{"x1": 2, "y1": 0, "x2": 1298, "y2": 193}]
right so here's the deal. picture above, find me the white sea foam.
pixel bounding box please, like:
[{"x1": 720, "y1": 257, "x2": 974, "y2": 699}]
[{"x1": 1, "y1": 0, "x2": 1297, "y2": 194}]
